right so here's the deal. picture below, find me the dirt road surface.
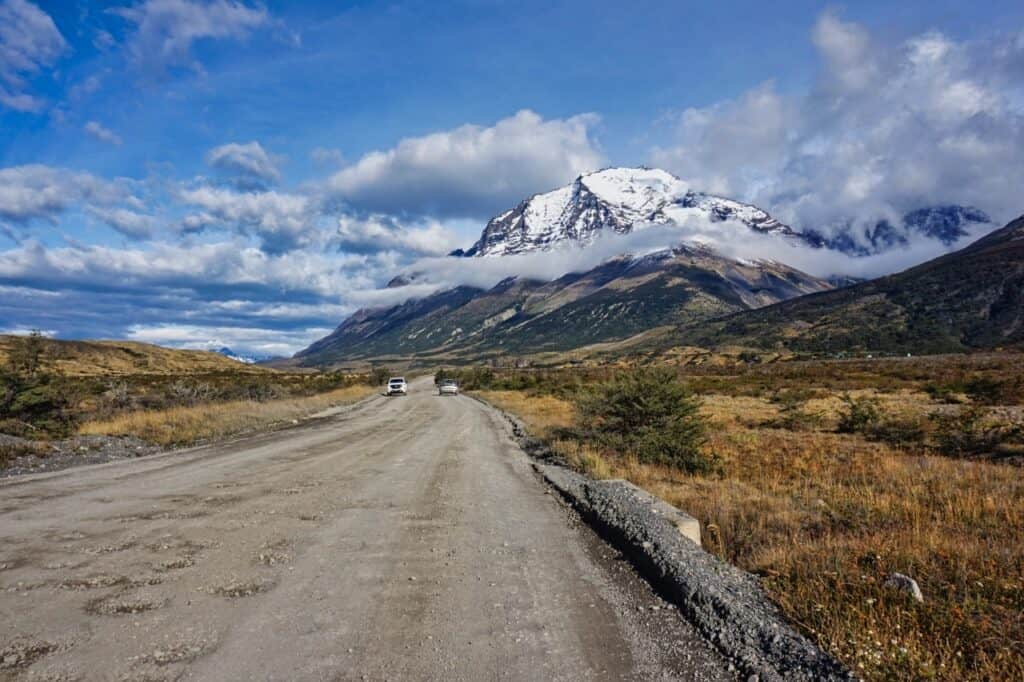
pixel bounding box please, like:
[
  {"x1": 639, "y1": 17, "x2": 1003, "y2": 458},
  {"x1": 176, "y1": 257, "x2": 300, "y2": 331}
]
[{"x1": 0, "y1": 378, "x2": 733, "y2": 681}]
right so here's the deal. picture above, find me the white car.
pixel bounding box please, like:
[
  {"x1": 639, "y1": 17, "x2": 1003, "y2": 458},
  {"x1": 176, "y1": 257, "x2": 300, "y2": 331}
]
[
  {"x1": 386, "y1": 377, "x2": 408, "y2": 396},
  {"x1": 438, "y1": 379, "x2": 459, "y2": 396}
]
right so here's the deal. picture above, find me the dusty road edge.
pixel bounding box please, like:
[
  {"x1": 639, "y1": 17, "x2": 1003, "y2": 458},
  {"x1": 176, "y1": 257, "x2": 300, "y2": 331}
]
[{"x1": 471, "y1": 395, "x2": 854, "y2": 682}]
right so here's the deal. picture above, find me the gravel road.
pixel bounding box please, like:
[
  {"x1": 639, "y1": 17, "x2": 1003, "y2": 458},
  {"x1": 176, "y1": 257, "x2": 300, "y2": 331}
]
[{"x1": 0, "y1": 377, "x2": 733, "y2": 681}]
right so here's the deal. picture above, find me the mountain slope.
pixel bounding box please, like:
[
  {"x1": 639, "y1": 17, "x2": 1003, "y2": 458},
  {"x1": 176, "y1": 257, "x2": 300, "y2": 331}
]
[
  {"x1": 672, "y1": 215, "x2": 1024, "y2": 354},
  {"x1": 294, "y1": 247, "x2": 831, "y2": 365}
]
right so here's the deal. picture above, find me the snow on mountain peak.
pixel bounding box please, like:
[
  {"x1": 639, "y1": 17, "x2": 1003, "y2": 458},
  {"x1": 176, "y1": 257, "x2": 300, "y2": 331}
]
[
  {"x1": 462, "y1": 166, "x2": 795, "y2": 257},
  {"x1": 577, "y1": 167, "x2": 689, "y2": 210}
]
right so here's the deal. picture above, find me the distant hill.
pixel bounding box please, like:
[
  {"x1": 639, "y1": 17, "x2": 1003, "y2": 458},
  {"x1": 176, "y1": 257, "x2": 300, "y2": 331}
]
[
  {"x1": 0, "y1": 337, "x2": 274, "y2": 376},
  {"x1": 671, "y1": 215, "x2": 1024, "y2": 354}
]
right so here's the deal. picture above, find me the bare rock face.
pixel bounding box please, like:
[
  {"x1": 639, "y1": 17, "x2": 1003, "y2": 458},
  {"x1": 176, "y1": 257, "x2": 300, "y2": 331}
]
[{"x1": 884, "y1": 573, "x2": 924, "y2": 603}]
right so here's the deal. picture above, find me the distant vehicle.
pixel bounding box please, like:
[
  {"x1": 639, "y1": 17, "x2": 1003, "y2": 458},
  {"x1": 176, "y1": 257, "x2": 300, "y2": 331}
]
[
  {"x1": 386, "y1": 377, "x2": 408, "y2": 396},
  {"x1": 438, "y1": 379, "x2": 459, "y2": 396}
]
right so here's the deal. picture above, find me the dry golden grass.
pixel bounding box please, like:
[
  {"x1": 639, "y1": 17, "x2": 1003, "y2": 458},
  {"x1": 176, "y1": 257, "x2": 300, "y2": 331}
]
[
  {"x1": 80, "y1": 384, "x2": 375, "y2": 447},
  {"x1": 475, "y1": 390, "x2": 576, "y2": 438},
  {"x1": 482, "y1": 388, "x2": 1024, "y2": 681}
]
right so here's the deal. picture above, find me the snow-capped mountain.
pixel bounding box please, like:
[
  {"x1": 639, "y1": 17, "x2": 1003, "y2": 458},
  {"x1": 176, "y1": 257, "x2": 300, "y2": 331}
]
[
  {"x1": 452, "y1": 167, "x2": 992, "y2": 259},
  {"x1": 455, "y1": 167, "x2": 795, "y2": 257}
]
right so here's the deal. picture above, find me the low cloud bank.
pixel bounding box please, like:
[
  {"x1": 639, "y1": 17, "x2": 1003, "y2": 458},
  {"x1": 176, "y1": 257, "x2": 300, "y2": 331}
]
[{"x1": 384, "y1": 214, "x2": 997, "y2": 304}]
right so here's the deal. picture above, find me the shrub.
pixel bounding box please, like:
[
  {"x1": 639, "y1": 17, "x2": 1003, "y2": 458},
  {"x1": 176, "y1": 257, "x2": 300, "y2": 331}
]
[
  {"x1": 763, "y1": 390, "x2": 824, "y2": 431},
  {"x1": 866, "y1": 417, "x2": 926, "y2": 448},
  {"x1": 5, "y1": 330, "x2": 45, "y2": 376},
  {"x1": 576, "y1": 367, "x2": 714, "y2": 473},
  {"x1": 931, "y1": 407, "x2": 1023, "y2": 458},
  {"x1": 923, "y1": 383, "x2": 964, "y2": 404},
  {"x1": 0, "y1": 334, "x2": 77, "y2": 438},
  {"x1": 837, "y1": 393, "x2": 881, "y2": 434},
  {"x1": 962, "y1": 375, "x2": 1024, "y2": 405},
  {"x1": 370, "y1": 366, "x2": 392, "y2": 386}
]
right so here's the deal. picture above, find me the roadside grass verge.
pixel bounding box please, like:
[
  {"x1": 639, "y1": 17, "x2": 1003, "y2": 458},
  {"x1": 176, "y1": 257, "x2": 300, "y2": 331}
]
[
  {"x1": 474, "y1": 381, "x2": 1024, "y2": 681},
  {"x1": 79, "y1": 384, "x2": 375, "y2": 447}
]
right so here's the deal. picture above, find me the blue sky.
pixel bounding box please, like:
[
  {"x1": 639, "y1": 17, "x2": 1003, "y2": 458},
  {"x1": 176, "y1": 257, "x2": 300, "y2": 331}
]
[{"x1": 2, "y1": 0, "x2": 1024, "y2": 355}]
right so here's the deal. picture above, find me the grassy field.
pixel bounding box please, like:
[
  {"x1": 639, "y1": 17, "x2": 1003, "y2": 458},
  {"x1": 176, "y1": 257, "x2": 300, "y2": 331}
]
[
  {"x1": 80, "y1": 384, "x2": 376, "y2": 446},
  {"x1": 473, "y1": 353, "x2": 1024, "y2": 681}
]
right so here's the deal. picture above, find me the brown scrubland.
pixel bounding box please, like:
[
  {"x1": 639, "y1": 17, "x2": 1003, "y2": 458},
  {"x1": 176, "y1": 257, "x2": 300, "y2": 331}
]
[{"x1": 469, "y1": 353, "x2": 1023, "y2": 681}]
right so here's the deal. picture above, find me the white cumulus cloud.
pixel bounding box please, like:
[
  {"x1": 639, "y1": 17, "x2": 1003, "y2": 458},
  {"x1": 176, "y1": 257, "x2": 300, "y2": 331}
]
[
  {"x1": 87, "y1": 206, "x2": 156, "y2": 239},
  {"x1": 84, "y1": 121, "x2": 123, "y2": 146},
  {"x1": 207, "y1": 141, "x2": 281, "y2": 187},
  {"x1": 336, "y1": 214, "x2": 459, "y2": 256},
  {"x1": 0, "y1": 165, "x2": 129, "y2": 224},
  {"x1": 177, "y1": 185, "x2": 317, "y2": 253},
  {"x1": 108, "y1": 0, "x2": 270, "y2": 74},
  {"x1": 327, "y1": 109, "x2": 605, "y2": 219}
]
